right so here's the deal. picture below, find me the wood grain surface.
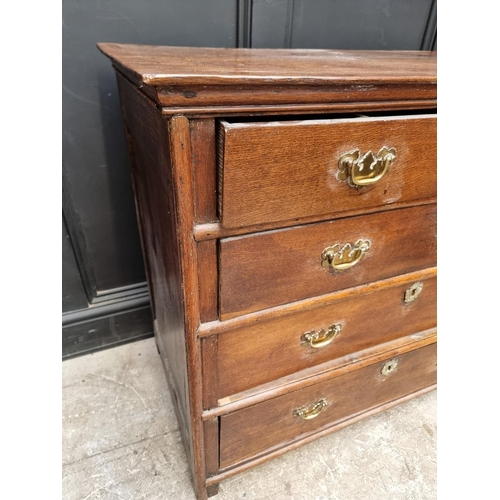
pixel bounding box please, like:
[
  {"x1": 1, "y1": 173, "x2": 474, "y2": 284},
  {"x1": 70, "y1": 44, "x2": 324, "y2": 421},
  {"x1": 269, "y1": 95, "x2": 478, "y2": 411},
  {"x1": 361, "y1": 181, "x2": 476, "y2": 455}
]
[
  {"x1": 199, "y1": 268, "x2": 436, "y2": 337},
  {"x1": 103, "y1": 44, "x2": 438, "y2": 500},
  {"x1": 155, "y1": 83, "x2": 436, "y2": 107},
  {"x1": 116, "y1": 74, "x2": 191, "y2": 435},
  {"x1": 217, "y1": 274, "x2": 436, "y2": 397},
  {"x1": 190, "y1": 119, "x2": 217, "y2": 224},
  {"x1": 207, "y1": 385, "x2": 436, "y2": 484},
  {"x1": 98, "y1": 44, "x2": 436, "y2": 108},
  {"x1": 218, "y1": 115, "x2": 436, "y2": 228},
  {"x1": 194, "y1": 198, "x2": 436, "y2": 242},
  {"x1": 168, "y1": 115, "x2": 212, "y2": 500},
  {"x1": 98, "y1": 44, "x2": 436, "y2": 86},
  {"x1": 206, "y1": 330, "x2": 436, "y2": 417},
  {"x1": 219, "y1": 342, "x2": 437, "y2": 468},
  {"x1": 219, "y1": 204, "x2": 437, "y2": 318}
]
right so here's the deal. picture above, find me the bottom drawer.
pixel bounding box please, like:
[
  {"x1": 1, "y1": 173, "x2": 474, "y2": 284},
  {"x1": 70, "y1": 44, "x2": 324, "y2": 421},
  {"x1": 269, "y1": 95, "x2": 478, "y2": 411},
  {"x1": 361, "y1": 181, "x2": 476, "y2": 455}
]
[{"x1": 220, "y1": 341, "x2": 436, "y2": 469}]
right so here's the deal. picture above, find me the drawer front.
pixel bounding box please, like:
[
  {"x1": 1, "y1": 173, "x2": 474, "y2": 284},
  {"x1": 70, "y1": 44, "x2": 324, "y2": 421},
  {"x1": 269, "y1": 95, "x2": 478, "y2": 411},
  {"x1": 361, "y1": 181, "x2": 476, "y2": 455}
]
[
  {"x1": 220, "y1": 342, "x2": 437, "y2": 468},
  {"x1": 218, "y1": 274, "x2": 436, "y2": 398},
  {"x1": 219, "y1": 204, "x2": 436, "y2": 319},
  {"x1": 218, "y1": 115, "x2": 436, "y2": 228}
]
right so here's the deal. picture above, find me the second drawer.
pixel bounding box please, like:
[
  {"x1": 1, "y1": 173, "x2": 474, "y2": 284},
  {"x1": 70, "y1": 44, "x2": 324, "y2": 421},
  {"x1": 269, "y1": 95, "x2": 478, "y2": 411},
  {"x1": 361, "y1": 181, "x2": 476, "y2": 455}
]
[
  {"x1": 217, "y1": 272, "x2": 436, "y2": 398},
  {"x1": 219, "y1": 204, "x2": 436, "y2": 318}
]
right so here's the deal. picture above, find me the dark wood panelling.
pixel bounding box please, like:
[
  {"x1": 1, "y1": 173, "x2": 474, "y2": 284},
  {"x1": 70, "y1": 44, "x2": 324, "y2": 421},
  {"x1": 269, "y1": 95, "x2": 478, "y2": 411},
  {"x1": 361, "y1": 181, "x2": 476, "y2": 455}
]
[
  {"x1": 191, "y1": 119, "x2": 219, "y2": 325},
  {"x1": 190, "y1": 119, "x2": 217, "y2": 224},
  {"x1": 160, "y1": 100, "x2": 438, "y2": 119},
  {"x1": 168, "y1": 114, "x2": 213, "y2": 500},
  {"x1": 116, "y1": 74, "x2": 191, "y2": 443},
  {"x1": 203, "y1": 417, "x2": 220, "y2": 493},
  {"x1": 198, "y1": 241, "x2": 218, "y2": 324},
  {"x1": 125, "y1": 124, "x2": 157, "y2": 321},
  {"x1": 201, "y1": 336, "x2": 219, "y2": 410}
]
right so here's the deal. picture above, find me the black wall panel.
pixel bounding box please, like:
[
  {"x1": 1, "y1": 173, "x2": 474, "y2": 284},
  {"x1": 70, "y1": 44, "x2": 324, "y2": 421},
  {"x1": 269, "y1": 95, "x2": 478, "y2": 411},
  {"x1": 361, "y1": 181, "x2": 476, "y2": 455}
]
[
  {"x1": 62, "y1": 216, "x2": 87, "y2": 313},
  {"x1": 62, "y1": 0, "x2": 239, "y2": 358},
  {"x1": 290, "y1": 0, "x2": 434, "y2": 50},
  {"x1": 62, "y1": 0, "x2": 437, "y2": 358}
]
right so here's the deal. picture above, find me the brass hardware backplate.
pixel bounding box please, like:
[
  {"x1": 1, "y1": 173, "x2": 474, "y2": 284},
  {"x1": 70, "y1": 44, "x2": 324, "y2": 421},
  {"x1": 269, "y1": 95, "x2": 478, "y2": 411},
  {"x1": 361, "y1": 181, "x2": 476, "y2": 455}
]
[
  {"x1": 381, "y1": 358, "x2": 399, "y2": 377},
  {"x1": 321, "y1": 239, "x2": 370, "y2": 272},
  {"x1": 301, "y1": 323, "x2": 342, "y2": 349},
  {"x1": 337, "y1": 146, "x2": 397, "y2": 188},
  {"x1": 293, "y1": 398, "x2": 328, "y2": 420},
  {"x1": 404, "y1": 281, "x2": 424, "y2": 303}
]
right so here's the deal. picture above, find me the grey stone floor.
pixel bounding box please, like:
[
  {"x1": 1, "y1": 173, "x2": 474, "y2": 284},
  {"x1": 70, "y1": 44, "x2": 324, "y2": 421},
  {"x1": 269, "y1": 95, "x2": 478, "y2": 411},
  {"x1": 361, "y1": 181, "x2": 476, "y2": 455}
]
[{"x1": 62, "y1": 338, "x2": 436, "y2": 500}]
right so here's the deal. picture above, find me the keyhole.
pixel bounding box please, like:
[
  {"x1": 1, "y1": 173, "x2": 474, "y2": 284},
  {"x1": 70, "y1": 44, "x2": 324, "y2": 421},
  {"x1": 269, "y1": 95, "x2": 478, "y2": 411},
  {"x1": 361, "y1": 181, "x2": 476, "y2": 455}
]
[
  {"x1": 404, "y1": 282, "x2": 423, "y2": 303},
  {"x1": 381, "y1": 358, "x2": 398, "y2": 376}
]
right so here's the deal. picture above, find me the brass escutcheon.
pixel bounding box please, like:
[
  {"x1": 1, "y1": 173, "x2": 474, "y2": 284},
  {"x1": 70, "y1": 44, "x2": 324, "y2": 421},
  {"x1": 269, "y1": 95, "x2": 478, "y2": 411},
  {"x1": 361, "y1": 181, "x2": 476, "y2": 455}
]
[
  {"x1": 321, "y1": 239, "x2": 370, "y2": 272},
  {"x1": 381, "y1": 358, "x2": 399, "y2": 377},
  {"x1": 337, "y1": 146, "x2": 397, "y2": 188},
  {"x1": 404, "y1": 281, "x2": 424, "y2": 303},
  {"x1": 301, "y1": 323, "x2": 342, "y2": 349},
  {"x1": 293, "y1": 398, "x2": 328, "y2": 420}
]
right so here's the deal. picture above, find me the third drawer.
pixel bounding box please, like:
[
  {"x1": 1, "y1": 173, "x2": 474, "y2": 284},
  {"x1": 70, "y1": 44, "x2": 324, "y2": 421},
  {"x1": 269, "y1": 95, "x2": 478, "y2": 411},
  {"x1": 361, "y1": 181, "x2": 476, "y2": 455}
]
[{"x1": 216, "y1": 271, "x2": 436, "y2": 398}]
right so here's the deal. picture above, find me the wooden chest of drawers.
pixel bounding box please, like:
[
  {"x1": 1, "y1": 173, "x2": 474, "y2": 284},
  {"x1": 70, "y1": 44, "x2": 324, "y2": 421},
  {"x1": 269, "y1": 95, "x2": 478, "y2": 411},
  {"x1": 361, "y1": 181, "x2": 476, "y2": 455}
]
[{"x1": 99, "y1": 44, "x2": 437, "y2": 500}]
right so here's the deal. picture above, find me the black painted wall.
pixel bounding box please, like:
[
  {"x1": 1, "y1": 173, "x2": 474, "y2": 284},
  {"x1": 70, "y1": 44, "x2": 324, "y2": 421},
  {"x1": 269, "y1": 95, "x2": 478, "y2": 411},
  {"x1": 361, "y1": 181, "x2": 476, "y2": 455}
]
[{"x1": 62, "y1": 0, "x2": 437, "y2": 359}]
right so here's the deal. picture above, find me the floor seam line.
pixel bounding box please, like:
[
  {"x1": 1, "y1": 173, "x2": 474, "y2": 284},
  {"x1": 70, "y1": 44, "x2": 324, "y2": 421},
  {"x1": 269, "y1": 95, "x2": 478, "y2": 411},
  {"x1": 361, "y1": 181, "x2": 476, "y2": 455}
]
[{"x1": 62, "y1": 428, "x2": 180, "y2": 468}]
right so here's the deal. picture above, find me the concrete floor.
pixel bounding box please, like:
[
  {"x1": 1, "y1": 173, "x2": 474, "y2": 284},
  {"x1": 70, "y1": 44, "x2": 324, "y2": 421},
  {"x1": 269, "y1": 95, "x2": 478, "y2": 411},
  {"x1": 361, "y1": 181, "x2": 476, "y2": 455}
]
[{"x1": 62, "y1": 338, "x2": 436, "y2": 500}]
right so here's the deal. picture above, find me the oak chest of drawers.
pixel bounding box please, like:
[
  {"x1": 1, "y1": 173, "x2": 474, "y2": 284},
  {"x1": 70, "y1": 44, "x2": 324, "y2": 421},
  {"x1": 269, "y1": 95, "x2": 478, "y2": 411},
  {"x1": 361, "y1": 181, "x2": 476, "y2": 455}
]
[{"x1": 99, "y1": 44, "x2": 437, "y2": 500}]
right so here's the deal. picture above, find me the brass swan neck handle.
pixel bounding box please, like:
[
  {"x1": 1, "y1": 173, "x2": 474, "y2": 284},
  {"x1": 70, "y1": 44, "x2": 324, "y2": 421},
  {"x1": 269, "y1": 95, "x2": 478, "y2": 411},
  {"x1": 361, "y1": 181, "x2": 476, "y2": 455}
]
[
  {"x1": 337, "y1": 146, "x2": 397, "y2": 188},
  {"x1": 321, "y1": 239, "x2": 371, "y2": 272}
]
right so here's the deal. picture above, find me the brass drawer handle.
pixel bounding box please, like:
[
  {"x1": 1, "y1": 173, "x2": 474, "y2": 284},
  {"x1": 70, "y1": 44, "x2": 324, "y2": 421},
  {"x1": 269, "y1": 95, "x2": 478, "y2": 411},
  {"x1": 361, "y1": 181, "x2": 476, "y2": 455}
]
[
  {"x1": 337, "y1": 146, "x2": 397, "y2": 188},
  {"x1": 293, "y1": 398, "x2": 328, "y2": 420},
  {"x1": 381, "y1": 358, "x2": 399, "y2": 377},
  {"x1": 301, "y1": 323, "x2": 341, "y2": 349},
  {"x1": 321, "y1": 239, "x2": 370, "y2": 271}
]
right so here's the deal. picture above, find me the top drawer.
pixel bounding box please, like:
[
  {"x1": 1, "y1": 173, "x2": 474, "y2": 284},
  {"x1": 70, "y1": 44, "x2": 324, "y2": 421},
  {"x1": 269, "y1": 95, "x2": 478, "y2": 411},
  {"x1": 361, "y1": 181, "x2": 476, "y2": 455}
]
[{"x1": 217, "y1": 114, "x2": 436, "y2": 228}]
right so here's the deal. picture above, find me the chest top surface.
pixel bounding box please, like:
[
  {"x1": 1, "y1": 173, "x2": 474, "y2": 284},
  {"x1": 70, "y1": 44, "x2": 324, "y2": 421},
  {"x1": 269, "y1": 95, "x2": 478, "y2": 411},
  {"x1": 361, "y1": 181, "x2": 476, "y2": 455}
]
[
  {"x1": 98, "y1": 44, "x2": 436, "y2": 110},
  {"x1": 98, "y1": 43, "x2": 436, "y2": 86}
]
